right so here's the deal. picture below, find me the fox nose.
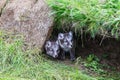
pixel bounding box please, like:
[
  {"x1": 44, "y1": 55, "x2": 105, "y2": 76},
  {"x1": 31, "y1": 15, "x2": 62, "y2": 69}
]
[
  {"x1": 54, "y1": 54, "x2": 58, "y2": 58},
  {"x1": 69, "y1": 44, "x2": 72, "y2": 48},
  {"x1": 70, "y1": 42, "x2": 73, "y2": 48},
  {"x1": 69, "y1": 45, "x2": 72, "y2": 48}
]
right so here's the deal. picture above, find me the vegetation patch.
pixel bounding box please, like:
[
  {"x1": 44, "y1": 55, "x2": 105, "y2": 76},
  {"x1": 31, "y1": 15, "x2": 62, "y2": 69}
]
[
  {"x1": 0, "y1": 31, "x2": 96, "y2": 80},
  {"x1": 0, "y1": 30, "x2": 120, "y2": 79},
  {"x1": 0, "y1": 0, "x2": 120, "y2": 79},
  {"x1": 47, "y1": 0, "x2": 120, "y2": 39}
]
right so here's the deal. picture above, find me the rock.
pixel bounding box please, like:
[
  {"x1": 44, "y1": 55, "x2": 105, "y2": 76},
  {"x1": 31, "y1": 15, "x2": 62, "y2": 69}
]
[
  {"x1": 0, "y1": 0, "x2": 7, "y2": 14},
  {"x1": 0, "y1": 0, "x2": 54, "y2": 51}
]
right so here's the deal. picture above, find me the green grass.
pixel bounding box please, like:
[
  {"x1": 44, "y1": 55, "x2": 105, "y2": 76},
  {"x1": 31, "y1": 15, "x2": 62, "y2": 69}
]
[
  {"x1": 6, "y1": 59, "x2": 96, "y2": 80},
  {"x1": 47, "y1": 0, "x2": 120, "y2": 39},
  {"x1": 0, "y1": 31, "x2": 96, "y2": 80},
  {"x1": 0, "y1": 31, "x2": 120, "y2": 80}
]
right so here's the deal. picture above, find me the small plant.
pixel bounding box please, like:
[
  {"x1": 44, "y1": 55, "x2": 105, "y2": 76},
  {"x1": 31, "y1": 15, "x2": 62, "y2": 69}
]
[{"x1": 84, "y1": 54, "x2": 104, "y2": 74}]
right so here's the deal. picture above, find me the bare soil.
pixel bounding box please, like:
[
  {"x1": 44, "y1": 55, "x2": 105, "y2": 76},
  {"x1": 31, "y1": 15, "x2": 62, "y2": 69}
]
[
  {"x1": 75, "y1": 36, "x2": 120, "y2": 71},
  {"x1": 54, "y1": 35, "x2": 120, "y2": 73}
]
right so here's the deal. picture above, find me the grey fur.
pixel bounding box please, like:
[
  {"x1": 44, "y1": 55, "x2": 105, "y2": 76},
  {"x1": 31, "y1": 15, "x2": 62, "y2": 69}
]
[
  {"x1": 58, "y1": 31, "x2": 75, "y2": 61},
  {"x1": 45, "y1": 40, "x2": 60, "y2": 58},
  {"x1": 45, "y1": 31, "x2": 75, "y2": 61}
]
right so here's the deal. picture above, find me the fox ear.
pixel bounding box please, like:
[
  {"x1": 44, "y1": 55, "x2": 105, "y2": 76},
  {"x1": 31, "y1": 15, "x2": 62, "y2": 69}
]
[
  {"x1": 58, "y1": 33, "x2": 64, "y2": 39},
  {"x1": 45, "y1": 41, "x2": 51, "y2": 47},
  {"x1": 56, "y1": 40, "x2": 59, "y2": 45},
  {"x1": 69, "y1": 31, "x2": 73, "y2": 36}
]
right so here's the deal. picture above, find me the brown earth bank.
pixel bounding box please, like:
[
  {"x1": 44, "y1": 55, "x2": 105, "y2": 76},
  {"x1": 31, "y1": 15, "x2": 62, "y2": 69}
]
[
  {"x1": 50, "y1": 29, "x2": 120, "y2": 71},
  {"x1": 75, "y1": 35, "x2": 120, "y2": 71},
  {"x1": 50, "y1": 29, "x2": 120, "y2": 72},
  {"x1": 49, "y1": 36, "x2": 120, "y2": 77}
]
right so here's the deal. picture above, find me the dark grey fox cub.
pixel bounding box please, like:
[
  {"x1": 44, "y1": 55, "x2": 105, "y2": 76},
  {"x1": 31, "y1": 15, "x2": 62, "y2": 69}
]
[
  {"x1": 58, "y1": 31, "x2": 76, "y2": 61},
  {"x1": 45, "y1": 31, "x2": 75, "y2": 61}
]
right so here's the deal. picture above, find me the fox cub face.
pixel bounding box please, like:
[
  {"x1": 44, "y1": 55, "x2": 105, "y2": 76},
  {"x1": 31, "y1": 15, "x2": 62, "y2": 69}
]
[
  {"x1": 45, "y1": 40, "x2": 60, "y2": 58},
  {"x1": 58, "y1": 31, "x2": 73, "y2": 51}
]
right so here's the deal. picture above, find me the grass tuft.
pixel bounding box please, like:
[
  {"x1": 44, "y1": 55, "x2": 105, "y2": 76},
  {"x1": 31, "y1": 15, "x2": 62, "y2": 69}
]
[
  {"x1": 0, "y1": 31, "x2": 96, "y2": 80},
  {"x1": 47, "y1": 0, "x2": 120, "y2": 39}
]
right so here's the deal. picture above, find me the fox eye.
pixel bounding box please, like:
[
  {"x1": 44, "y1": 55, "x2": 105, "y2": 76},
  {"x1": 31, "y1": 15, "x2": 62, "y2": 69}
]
[
  {"x1": 46, "y1": 41, "x2": 51, "y2": 47},
  {"x1": 68, "y1": 35, "x2": 72, "y2": 40},
  {"x1": 57, "y1": 50, "x2": 60, "y2": 53},
  {"x1": 67, "y1": 36, "x2": 70, "y2": 39},
  {"x1": 58, "y1": 33, "x2": 64, "y2": 39}
]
